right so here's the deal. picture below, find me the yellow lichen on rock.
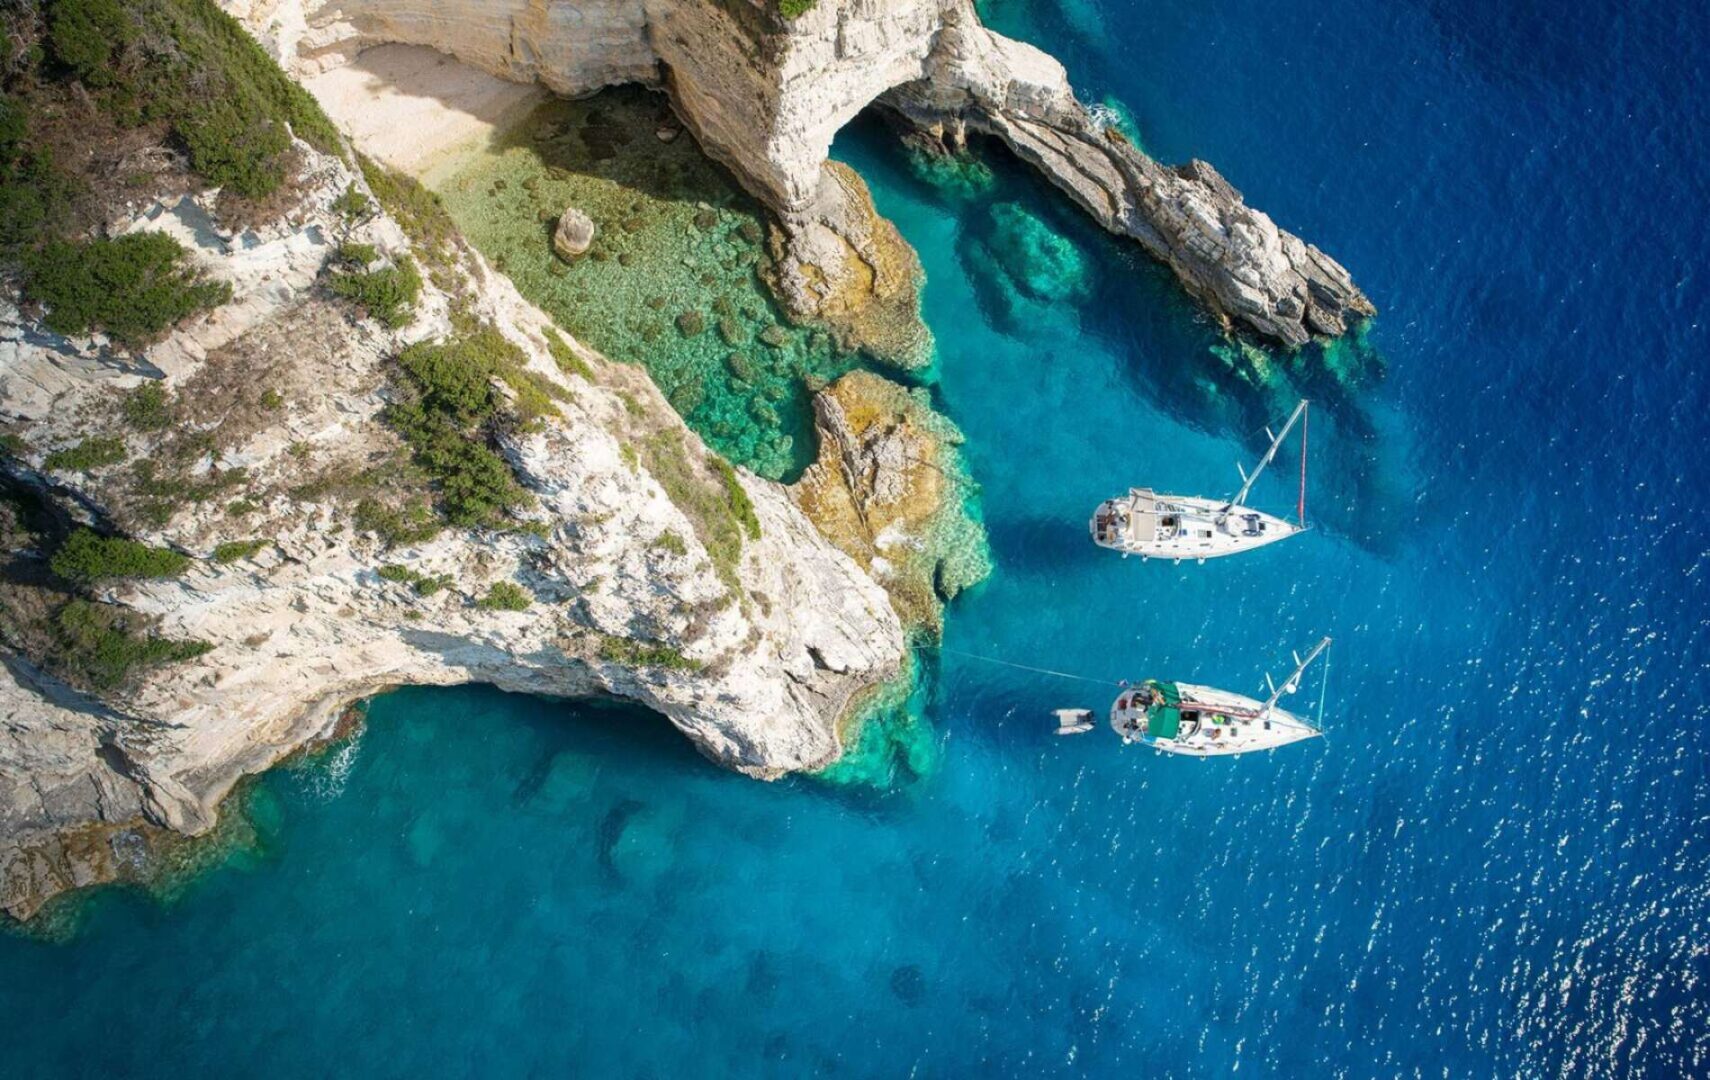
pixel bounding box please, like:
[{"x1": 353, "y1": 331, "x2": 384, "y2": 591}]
[
  {"x1": 767, "y1": 163, "x2": 934, "y2": 371},
  {"x1": 791, "y1": 371, "x2": 990, "y2": 634}
]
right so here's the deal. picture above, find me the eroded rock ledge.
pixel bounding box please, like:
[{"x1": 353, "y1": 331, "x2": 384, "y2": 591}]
[{"x1": 232, "y1": 0, "x2": 1373, "y2": 347}]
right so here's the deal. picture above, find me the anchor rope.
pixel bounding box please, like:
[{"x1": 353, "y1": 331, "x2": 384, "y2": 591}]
[{"x1": 910, "y1": 645, "x2": 1124, "y2": 687}]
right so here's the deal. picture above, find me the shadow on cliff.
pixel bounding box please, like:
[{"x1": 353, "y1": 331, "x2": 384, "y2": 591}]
[{"x1": 473, "y1": 84, "x2": 766, "y2": 216}]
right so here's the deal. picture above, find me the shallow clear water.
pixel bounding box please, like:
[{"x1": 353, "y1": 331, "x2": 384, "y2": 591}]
[{"x1": 5, "y1": 0, "x2": 1708, "y2": 1075}]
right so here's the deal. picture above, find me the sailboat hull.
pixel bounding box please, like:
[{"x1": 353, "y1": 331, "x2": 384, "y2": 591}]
[
  {"x1": 1090, "y1": 493, "x2": 1301, "y2": 560},
  {"x1": 1109, "y1": 681, "x2": 1321, "y2": 756}
]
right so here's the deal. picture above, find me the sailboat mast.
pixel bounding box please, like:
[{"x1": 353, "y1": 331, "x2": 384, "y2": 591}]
[
  {"x1": 1262, "y1": 636, "x2": 1332, "y2": 715},
  {"x1": 1297, "y1": 401, "x2": 1309, "y2": 526},
  {"x1": 1230, "y1": 399, "x2": 1309, "y2": 509}
]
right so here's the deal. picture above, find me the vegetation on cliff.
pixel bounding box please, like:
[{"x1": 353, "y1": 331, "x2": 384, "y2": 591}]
[
  {"x1": 327, "y1": 243, "x2": 422, "y2": 329},
  {"x1": 26, "y1": 233, "x2": 231, "y2": 346},
  {"x1": 0, "y1": 0, "x2": 343, "y2": 345},
  {"x1": 381, "y1": 327, "x2": 542, "y2": 534},
  {"x1": 0, "y1": 496, "x2": 210, "y2": 695},
  {"x1": 49, "y1": 599, "x2": 211, "y2": 689},
  {"x1": 49, "y1": 528, "x2": 190, "y2": 582},
  {"x1": 35, "y1": 0, "x2": 338, "y2": 194}
]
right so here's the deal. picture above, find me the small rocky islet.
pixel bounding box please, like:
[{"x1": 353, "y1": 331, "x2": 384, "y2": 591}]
[{"x1": 0, "y1": 0, "x2": 1371, "y2": 921}]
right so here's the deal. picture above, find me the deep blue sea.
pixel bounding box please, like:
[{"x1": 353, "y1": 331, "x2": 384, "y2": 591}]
[{"x1": 4, "y1": 0, "x2": 1707, "y2": 1075}]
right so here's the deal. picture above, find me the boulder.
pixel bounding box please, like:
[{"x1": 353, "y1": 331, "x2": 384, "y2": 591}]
[{"x1": 553, "y1": 207, "x2": 595, "y2": 260}]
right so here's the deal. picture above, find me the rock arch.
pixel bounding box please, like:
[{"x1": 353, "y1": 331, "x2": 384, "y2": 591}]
[{"x1": 241, "y1": 0, "x2": 1371, "y2": 346}]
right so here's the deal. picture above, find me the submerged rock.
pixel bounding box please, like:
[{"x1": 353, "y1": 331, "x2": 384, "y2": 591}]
[
  {"x1": 553, "y1": 206, "x2": 595, "y2": 259},
  {"x1": 890, "y1": 964, "x2": 928, "y2": 1007},
  {"x1": 901, "y1": 130, "x2": 997, "y2": 199},
  {"x1": 983, "y1": 202, "x2": 1090, "y2": 304}
]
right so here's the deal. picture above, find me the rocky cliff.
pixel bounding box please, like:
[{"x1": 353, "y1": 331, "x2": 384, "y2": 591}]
[
  {"x1": 230, "y1": 0, "x2": 1373, "y2": 347},
  {"x1": 0, "y1": 131, "x2": 903, "y2": 920}
]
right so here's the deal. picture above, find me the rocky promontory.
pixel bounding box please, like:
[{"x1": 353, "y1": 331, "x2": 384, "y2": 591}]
[{"x1": 0, "y1": 0, "x2": 1376, "y2": 922}]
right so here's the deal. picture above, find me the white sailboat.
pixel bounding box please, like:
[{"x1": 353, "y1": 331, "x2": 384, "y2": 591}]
[
  {"x1": 1109, "y1": 637, "x2": 1331, "y2": 756},
  {"x1": 1090, "y1": 399, "x2": 1311, "y2": 562}
]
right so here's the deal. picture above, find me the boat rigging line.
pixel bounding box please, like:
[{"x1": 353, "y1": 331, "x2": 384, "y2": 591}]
[{"x1": 910, "y1": 645, "x2": 1124, "y2": 686}]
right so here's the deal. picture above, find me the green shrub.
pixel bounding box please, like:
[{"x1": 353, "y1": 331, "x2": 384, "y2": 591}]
[
  {"x1": 25, "y1": 233, "x2": 230, "y2": 346},
  {"x1": 396, "y1": 333, "x2": 505, "y2": 423},
  {"x1": 333, "y1": 184, "x2": 371, "y2": 220},
  {"x1": 377, "y1": 564, "x2": 454, "y2": 596},
  {"x1": 42, "y1": 0, "x2": 342, "y2": 198},
  {"x1": 711, "y1": 457, "x2": 761, "y2": 540},
  {"x1": 258, "y1": 388, "x2": 283, "y2": 410},
  {"x1": 336, "y1": 241, "x2": 377, "y2": 266},
  {"x1": 475, "y1": 580, "x2": 531, "y2": 611},
  {"x1": 354, "y1": 497, "x2": 442, "y2": 547},
  {"x1": 384, "y1": 327, "x2": 537, "y2": 528},
  {"x1": 121, "y1": 381, "x2": 172, "y2": 430},
  {"x1": 777, "y1": 0, "x2": 818, "y2": 19},
  {"x1": 45, "y1": 0, "x2": 135, "y2": 88},
  {"x1": 0, "y1": 144, "x2": 79, "y2": 254},
  {"x1": 43, "y1": 436, "x2": 126, "y2": 471},
  {"x1": 50, "y1": 528, "x2": 190, "y2": 581},
  {"x1": 412, "y1": 573, "x2": 451, "y2": 596},
  {"x1": 225, "y1": 497, "x2": 259, "y2": 516},
  {"x1": 385, "y1": 403, "x2": 530, "y2": 527},
  {"x1": 596, "y1": 634, "x2": 702, "y2": 672},
  {"x1": 211, "y1": 538, "x2": 266, "y2": 563},
  {"x1": 52, "y1": 598, "x2": 211, "y2": 690},
  {"x1": 543, "y1": 327, "x2": 595, "y2": 381},
  {"x1": 329, "y1": 255, "x2": 421, "y2": 329},
  {"x1": 179, "y1": 95, "x2": 293, "y2": 198},
  {"x1": 651, "y1": 530, "x2": 687, "y2": 556}
]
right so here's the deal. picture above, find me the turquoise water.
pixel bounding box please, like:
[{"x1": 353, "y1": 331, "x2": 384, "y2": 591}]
[{"x1": 5, "y1": 0, "x2": 1709, "y2": 1074}]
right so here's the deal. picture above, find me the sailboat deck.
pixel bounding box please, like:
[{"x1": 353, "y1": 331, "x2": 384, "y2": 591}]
[
  {"x1": 1091, "y1": 491, "x2": 1300, "y2": 559},
  {"x1": 1110, "y1": 680, "x2": 1320, "y2": 756}
]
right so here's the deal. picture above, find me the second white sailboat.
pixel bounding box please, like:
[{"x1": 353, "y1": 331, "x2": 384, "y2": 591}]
[{"x1": 1090, "y1": 399, "x2": 1311, "y2": 563}]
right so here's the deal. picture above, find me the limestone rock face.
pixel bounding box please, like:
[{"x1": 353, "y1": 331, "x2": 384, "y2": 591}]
[
  {"x1": 0, "y1": 144, "x2": 903, "y2": 920},
  {"x1": 553, "y1": 206, "x2": 595, "y2": 259},
  {"x1": 791, "y1": 371, "x2": 990, "y2": 634},
  {"x1": 230, "y1": 0, "x2": 1372, "y2": 347}
]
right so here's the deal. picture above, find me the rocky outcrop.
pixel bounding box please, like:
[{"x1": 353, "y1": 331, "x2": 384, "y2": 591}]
[
  {"x1": 791, "y1": 371, "x2": 989, "y2": 634},
  {"x1": 762, "y1": 162, "x2": 932, "y2": 369},
  {"x1": 881, "y1": 1, "x2": 1374, "y2": 346},
  {"x1": 228, "y1": 0, "x2": 1371, "y2": 348},
  {"x1": 552, "y1": 206, "x2": 595, "y2": 258},
  {"x1": 0, "y1": 141, "x2": 903, "y2": 920}
]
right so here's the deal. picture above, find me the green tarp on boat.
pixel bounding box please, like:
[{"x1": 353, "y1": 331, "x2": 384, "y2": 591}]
[{"x1": 1144, "y1": 680, "x2": 1182, "y2": 740}]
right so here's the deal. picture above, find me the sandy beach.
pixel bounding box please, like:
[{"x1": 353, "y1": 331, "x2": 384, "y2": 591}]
[{"x1": 303, "y1": 44, "x2": 545, "y2": 184}]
